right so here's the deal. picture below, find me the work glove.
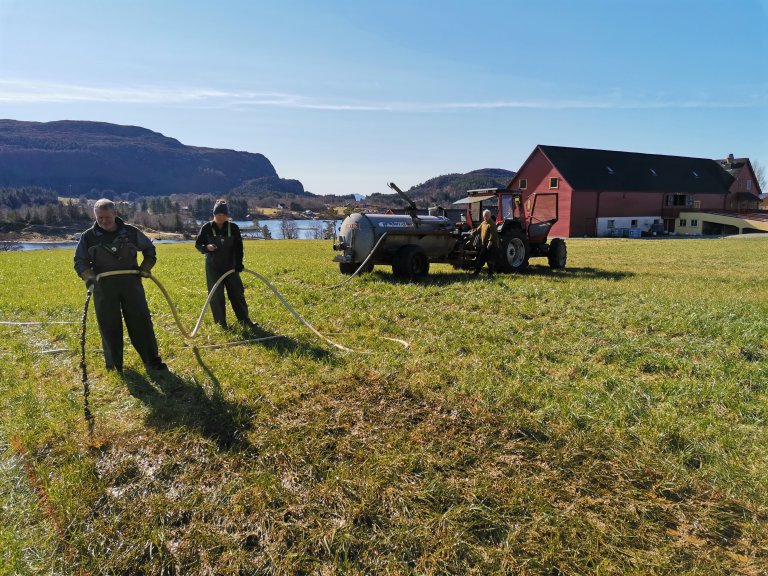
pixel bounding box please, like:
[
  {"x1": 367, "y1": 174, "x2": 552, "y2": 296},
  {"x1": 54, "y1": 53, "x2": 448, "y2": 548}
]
[
  {"x1": 80, "y1": 269, "x2": 96, "y2": 290},
  {"x1": 138, "y1": 262, "x2": 153, "y2": 278}
]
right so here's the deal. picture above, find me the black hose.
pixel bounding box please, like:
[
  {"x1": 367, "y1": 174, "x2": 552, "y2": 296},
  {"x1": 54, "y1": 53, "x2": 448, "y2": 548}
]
[{"x1": 80, "y1": 289, "x2": 94, "y2": 436}]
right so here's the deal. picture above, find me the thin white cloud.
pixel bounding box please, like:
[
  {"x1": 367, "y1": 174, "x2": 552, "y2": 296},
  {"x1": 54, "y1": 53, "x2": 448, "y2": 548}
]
[{"x1": 0, "y1": 79, "x2": 760, "y2": 111}]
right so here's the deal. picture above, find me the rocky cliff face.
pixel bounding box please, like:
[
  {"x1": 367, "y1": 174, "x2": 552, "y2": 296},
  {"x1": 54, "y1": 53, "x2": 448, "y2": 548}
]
[{"x1": 0, "y1": 120, "x2": 284, "y2": 197}]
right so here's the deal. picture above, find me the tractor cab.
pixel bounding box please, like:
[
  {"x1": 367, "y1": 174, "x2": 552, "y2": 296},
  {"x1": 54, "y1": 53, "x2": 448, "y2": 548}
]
[
  {"x1": 456, "y1": 190, "x2": 500, "y2": 228},
  {"x1": 452, "y1": 188, "x2": 565, "y2": 272},
  {"x1": 458, "y1": 188, "x2": 559, "y2": 241}
]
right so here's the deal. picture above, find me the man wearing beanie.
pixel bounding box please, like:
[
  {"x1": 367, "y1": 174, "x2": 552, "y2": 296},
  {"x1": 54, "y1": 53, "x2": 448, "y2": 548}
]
[{"x1": 195, "y1": 199, "x2": 257, "y2": 331}]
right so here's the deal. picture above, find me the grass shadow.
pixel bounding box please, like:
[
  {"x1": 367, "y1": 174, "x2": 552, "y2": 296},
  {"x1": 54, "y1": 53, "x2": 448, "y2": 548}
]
[
  {"x1": 200, "y1": 324, "x2": 336, "y2": 362},
  {"x1": 520, "y1": 265, "x2": 634, "y2": 281},
  {"x1": 122, "y1": 366, "x2": 254, "y2": 451},
  {"x1": 361, "y1": 270, "x2": 479, "y2": 286},
  {"x1": 243, "y1": 325, "x2": 335, "y2": 362},
  {"x1": 357, "y1": 265, "x2": 633, "y2": 285}
]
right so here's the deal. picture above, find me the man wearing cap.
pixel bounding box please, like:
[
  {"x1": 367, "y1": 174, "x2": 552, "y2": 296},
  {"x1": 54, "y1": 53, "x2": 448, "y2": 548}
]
[
  {"x1": 195, "y1": 199, "x2": 257, "y2": 331},
  {"x1": 74, "y1": 198, "x2": 168, "y2": 374}
]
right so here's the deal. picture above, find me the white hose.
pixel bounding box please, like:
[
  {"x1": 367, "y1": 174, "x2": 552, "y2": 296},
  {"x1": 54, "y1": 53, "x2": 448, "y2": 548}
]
[
  {"x1": 96, "y1": 268, "x2": 354, "y2": 352},
  {"x1": 0, "y1": 321, "x2": 79, "y2": 325},
  {"x1": 327, "y1": 232, "x2": 388, "y2": 290},
  {"x1": 3, "y1": 265, "x2": 412, "y2": 354}
]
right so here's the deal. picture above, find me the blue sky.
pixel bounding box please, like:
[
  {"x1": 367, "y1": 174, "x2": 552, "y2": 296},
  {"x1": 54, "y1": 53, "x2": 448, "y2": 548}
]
[{"x1": 1, "y1": 0, "x2": 766, "y2": 196}]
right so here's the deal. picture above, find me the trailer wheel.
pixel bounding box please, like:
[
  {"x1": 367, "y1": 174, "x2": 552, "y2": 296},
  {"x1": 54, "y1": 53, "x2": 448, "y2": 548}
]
[
  {"x1": 339, "y1": 261, "x2": 374, "y2": 275},
  {"x1": 547, "y1": 238, "x2": 567, "y2": 269},
  {"x1": 392, "y1": 245, "x2": 430, "y2": 279},
  {"x1": 498, "y1": 230, "x2": 529, "y2": 272}
]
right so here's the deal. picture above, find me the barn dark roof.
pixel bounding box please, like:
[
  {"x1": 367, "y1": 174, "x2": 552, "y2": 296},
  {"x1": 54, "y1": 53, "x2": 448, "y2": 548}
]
[{"x1": 538, "y1": 145, "x2": 735, "y2": 194}]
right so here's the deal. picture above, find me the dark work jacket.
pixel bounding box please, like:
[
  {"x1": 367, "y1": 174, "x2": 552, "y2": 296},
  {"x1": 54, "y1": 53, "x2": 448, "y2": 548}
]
[
  {"x1": 195, "y1": 220, "x2": 244, "y2": 272},
  {"x1": 74, "y1": 217, "x2": 156, "y2": 276}
]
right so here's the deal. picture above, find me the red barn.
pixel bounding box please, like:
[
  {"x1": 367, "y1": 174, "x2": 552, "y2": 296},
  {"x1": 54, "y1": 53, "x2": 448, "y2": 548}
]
[{"x1": 509, "y1": 145, "x2": 764, "y2": 237}]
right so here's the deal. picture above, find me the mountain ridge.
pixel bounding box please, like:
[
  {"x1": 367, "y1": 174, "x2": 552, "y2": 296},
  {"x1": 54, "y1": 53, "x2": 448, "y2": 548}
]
[
  {"x1": 369, "y1": 168, "x2": 517, "y2": 208},
  {"x1": 0, "y1": 119, "x2": 287, "y2": 198},
  {"x1": 0, "y1": 120, "x2": 515, "y2": 208}
]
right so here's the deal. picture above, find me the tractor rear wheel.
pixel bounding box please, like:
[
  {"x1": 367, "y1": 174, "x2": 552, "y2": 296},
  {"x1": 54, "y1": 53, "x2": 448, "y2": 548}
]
[
  {"x1": 547, "y1": 238, "x2": 567, "y2": 269},
  {"x1": 498, "y1": 230, "x2": 529, "y2": 272},
  {"x1": 392, "y1": 245, "x2": 430, "y2": 280}
]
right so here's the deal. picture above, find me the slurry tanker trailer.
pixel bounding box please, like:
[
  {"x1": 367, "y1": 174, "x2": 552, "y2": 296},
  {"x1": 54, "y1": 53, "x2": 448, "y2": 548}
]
[{"x1": 332, "y1": 183, "x2": 567, "y2": 280}]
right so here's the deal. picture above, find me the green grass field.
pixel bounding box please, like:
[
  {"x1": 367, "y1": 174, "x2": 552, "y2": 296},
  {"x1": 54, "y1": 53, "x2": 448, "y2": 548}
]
[{"x1": 1, "y1": 237, "x2": 767, "y2": 575}]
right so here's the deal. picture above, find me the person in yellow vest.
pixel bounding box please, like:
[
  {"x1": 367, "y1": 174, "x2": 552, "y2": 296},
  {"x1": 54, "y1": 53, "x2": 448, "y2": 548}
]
[{"x1": 471, "y1": 209, "x2": 499, "y2": 276}]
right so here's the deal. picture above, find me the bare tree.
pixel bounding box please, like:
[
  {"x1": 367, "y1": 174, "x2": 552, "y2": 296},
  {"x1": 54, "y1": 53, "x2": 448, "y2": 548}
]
[
  {"x1": 280, "y1": 213, "x2": 298, "y2": 239},
  {"x1": 310, "y1": 221, "x2": 326, "y2": 240},
  {"x1": 753, "y1": 161, "x2": 766, "y2": 192}
]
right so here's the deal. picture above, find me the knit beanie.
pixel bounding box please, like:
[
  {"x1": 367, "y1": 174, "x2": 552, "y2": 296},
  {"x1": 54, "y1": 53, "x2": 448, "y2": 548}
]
[{"x1": 213, "y1": 199, "x2": 228, "y2": 215}]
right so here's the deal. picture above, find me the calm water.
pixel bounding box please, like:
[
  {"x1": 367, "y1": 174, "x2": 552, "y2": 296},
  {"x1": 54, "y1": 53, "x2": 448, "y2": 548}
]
[
  {"x1": 233, "y1": 219, "x2": 341, "y2": 239},
  {"x1": 6, "y1": 219, "x2": 343, "y2": 251}
]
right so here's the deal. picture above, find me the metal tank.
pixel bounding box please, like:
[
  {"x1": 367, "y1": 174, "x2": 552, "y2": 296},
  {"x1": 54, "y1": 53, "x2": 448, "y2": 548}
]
[{"x1": 333, "y1": 212, "x2": 458, "y2": 277}]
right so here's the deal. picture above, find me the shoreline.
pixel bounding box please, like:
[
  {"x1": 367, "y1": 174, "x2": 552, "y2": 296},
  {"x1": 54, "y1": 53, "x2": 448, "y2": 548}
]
[{"x1": 0, "y1": 228, "x2": 189, "y2": 244}]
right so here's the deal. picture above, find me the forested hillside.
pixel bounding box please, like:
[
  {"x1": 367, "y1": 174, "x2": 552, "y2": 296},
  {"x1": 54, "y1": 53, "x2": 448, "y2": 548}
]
[{"x1": 367, "y1": 168, "x2": 516, "y2": 208}]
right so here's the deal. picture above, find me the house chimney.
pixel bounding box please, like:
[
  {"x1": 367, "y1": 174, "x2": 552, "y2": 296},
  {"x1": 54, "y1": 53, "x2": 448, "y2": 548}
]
[{"x1": 727, "y1": 153, "x2": 734, "y2": 162}]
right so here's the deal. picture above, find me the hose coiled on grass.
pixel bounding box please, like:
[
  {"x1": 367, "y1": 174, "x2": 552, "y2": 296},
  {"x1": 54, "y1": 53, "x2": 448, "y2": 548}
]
[{"x1": 94, "y1": 268, "x2": 353, "y2": 351}]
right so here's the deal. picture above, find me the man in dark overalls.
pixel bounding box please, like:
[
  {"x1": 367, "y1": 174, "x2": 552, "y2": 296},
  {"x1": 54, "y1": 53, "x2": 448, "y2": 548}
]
[
  {"x1": 74, "y1": 199, "x2": 167, "y2": 374},
  {"x1": 195, "y1": 199, "x2": 256, "y2": 331}
]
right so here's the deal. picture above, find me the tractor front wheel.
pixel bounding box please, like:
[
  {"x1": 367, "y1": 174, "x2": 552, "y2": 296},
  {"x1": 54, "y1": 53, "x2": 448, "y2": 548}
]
[
  {"x1": 498, "y1": 231, "x2": 529, "y2": 272},
  {"x1": 547, "y1": 238, "x2": 567, "y2": 269},
  {"x1": 392, "y1": 245, "x2": 430, "y2": 280}
]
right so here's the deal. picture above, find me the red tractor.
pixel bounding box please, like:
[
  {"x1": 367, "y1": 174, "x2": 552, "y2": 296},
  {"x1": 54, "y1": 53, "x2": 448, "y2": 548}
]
[
  {"x1": 450, "y1": 188, "x2": 567, "y2": 272},
  {"x1": 332, "y1": 184, "x2": 566, "y2": 280}
]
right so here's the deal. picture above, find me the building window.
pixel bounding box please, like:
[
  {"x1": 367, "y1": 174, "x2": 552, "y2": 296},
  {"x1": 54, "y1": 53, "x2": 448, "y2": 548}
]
[
  {"x1": 679, "y1": 219, "x2": 687, "y2": 227},
  {"x1": 746, "y1": 180, "x2": 752, "y2": 191},
  {"x1": 650, "y1": 169, "x2": 657, "y2": 176},
  {"x1": 630, "y1": 219, "x2": 638, "y2": 228},
  {"x1": 519, "y1": 178, "x2": 527, "y2": 190},
  {"x1": 606, "y1": 166, "x2": 615, "y2": 175},
  {"x1": 549, "y1": 177, "x2": 559, "y2": 189},
  {"x1": 607, "y1": 219, "x2": 615, "y2": 229},
  {"x1": 692, "y1": 171, "x2": 700, "y2": 178},
  {"x1": 691, "y1": 219, "x2": 698, "y2": 227},
  {"x1": 666, "y1": 194, "x2": 691, "y2": 207}
]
